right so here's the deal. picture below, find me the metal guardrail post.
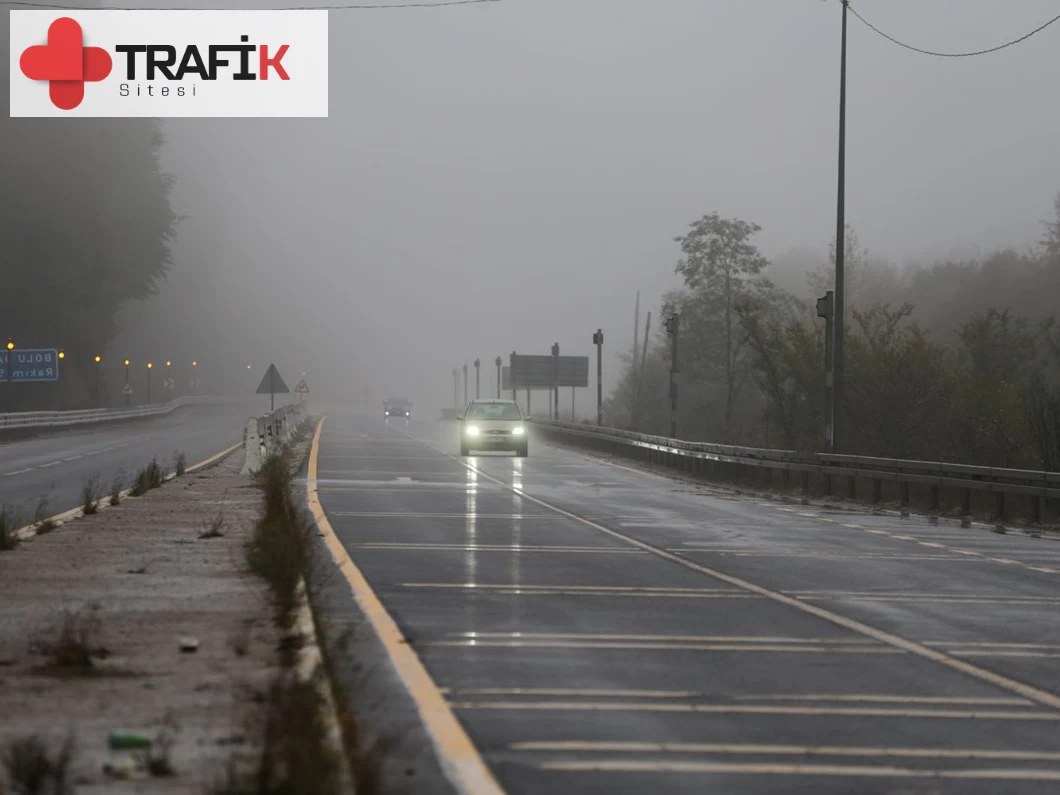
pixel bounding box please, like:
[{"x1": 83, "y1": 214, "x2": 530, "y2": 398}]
[
  {"x1": 960, "y1": 488, "x2": 972, "y2": 527},
  {"x1": 871, "y1": 478, "x2": 881, "y2": 505},
  {"x1": 1032, "y1": 494, "x2": 1042, "y2": 524},
  {"x1": 801, "y1": 471, "x2": 810, "y2": 503},
  {"x1": 846, "y1": 475, "x2": 856, "y2": 499},
  {"x1": 994, "y1": 492, "x2": 1005, "y2": 529},
  {"x1": 900, "y1": 482, "x2": 910, "y2": 517}
]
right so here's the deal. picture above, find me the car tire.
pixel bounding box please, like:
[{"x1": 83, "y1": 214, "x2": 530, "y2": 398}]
[
  {"x1": 516, "y1": 445, "x2": 528, "y2": 458},
  {"x1": 460, "y1": 442, "x2": 470, "y2": 456}
]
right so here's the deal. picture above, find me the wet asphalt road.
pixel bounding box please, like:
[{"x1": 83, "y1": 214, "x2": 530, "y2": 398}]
[
  {"x1": 316, "y1": 412, "x2": 1060, "y2": 795},
  {"x1": 0, "y1": 402, "x2": 254, "y2": 522}
]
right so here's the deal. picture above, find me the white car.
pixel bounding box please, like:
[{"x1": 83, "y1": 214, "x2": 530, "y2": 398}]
[{"x1": 458, "y1": 399, "x2": 528, "y2": 457}]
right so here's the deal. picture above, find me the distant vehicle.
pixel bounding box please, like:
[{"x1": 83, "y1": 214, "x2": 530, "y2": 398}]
[
  {"x1": 384, "y1": 398, "x2": 411, "y2": 418},
  {"x1": 458, "y1": 399, "x2": 527, "y2": 457}
]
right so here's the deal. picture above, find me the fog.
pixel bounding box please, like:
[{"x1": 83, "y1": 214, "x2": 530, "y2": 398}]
[{"x1": 103, "y1": 0, "x2": 1060, "y2": 413}]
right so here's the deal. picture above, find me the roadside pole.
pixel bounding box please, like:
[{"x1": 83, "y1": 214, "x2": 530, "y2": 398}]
[
  {"x1": 452, "y1": 368, "x2": 458, "y2": 410},
  {"x1": 593, "y1": 329, "x2": 604, "y2": 426},
  {"x1": 817, "y1": 291, "x2": 835, "y2": 452},
  {"x1": 665, "y1": 314, "x2": 679, "y2": 438},
  {"x1": 495, "y1": 356, "x2": 501, "y2": 399},
  {"x1": 551, "y1": 342, "x2": 559, "y2": 422},
  {"x1": 474, "y1": 358, "x2": 480, "y2": 399}
]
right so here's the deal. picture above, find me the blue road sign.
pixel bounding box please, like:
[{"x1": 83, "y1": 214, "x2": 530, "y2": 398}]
[{"x1": 0, "y1": 349, "x2": 60, "y2": 382}]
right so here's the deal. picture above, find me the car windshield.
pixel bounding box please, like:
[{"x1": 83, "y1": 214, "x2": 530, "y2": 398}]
[{"x1": 468, "y1": 403, "x2": 522, "y2": 420}]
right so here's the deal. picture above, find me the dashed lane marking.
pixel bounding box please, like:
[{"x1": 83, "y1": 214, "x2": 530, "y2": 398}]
[
  {"x1": 449, "y1": 701, "x2": 1060, "y2": 721},
  {"x1": 513, "y1": 740, "x2": 1060, "y2": 761},
  {"x1": 535, "y1": 759, "x2": 1060, "y2": 781}
]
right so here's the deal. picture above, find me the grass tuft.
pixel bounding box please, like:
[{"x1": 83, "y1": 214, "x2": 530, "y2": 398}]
[
  {"x1": 109, "y1": 469, "x2": 124, "y2": 506},
  {"x1": 33, "y1": 605, "x2": 109, "y2": 673},
  {"x1": 81, "y1": 475, "x2": 100, "y2": 515},
  {"x1": 2, "y1": 734, "x2": 75, "y2": 795},
  {"x1": 199, "y1": 510, "x2": 226, "y2": 539},
  {"x1": 129, "y1": 458, "x2": 164, "y2": 497},
  {"x1": 174, "y1": 450, "x2": 187, "y2": 478}
]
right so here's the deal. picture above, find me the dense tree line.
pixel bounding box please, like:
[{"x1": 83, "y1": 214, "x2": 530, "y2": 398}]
[
  {"x1": 607, "y1": 195, "x2": 1060, "y2": 470},
  {"x1": 1, "y1": 8, "x2": 176, "y2": 410}
]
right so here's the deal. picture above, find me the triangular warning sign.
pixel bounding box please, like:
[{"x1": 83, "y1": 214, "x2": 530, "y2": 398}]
[
  {"x1": 294, "y1": 378, "x2": 309, "y2": 394},
  {"x1": 255, "y1": 364, "x2": 290, "y2": 395},
  {"x1": 122, "y1": 383, "x2": 133, "y2": 395}
]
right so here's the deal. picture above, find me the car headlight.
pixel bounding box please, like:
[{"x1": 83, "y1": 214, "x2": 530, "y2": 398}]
[
  {"x1": 466, "y1": 425, "x2": 480, "y2": 436},
  {"x1": 405, "y1": 411, "x2": 409, "y2": 416},
  {"x1": 512, "y1": 426, "x2": 525, "y2": 436}
]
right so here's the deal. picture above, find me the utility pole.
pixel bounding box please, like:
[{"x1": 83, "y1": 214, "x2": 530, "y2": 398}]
[
  {"x1": 833, "y1": 0, "x2": 849, "y2": 453},
  {"x1": 593, "y1": 329, "x2": 604, "y2": 426},
  {"x1": 817, "y1": 291, "x2": 835, "y2": 452},
  {"x1": 474, "y1": 358, "x2": 480, "y2": 399},
  {"x1": 495, "y1": 356, "x2": 502, "y2": 398},
  {"x1": 634, "y1": 312, "x2": 650, "y2": 431},
  {"x1": 665, "y1": 313, "x2": 679, "y2": 438},
  {"x1": 551, "y1": 342, "x2": 559, "y2": 422},
  {"x1": 452, "y1": 368, "x2": 458, "y2": 410}
]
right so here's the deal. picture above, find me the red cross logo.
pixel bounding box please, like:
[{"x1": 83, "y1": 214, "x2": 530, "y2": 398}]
[{"x1": 19, "y1": 17, "x2": 112, "y2": 110}]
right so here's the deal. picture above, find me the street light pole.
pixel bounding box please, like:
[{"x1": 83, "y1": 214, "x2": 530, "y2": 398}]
[
  {"x1": 593, "y1": 329, "x2": 604, "y2": 426},
  {"x1": 124, "y1": 359, "x2": 130, "y2": 406},
  {"x1": 452, "y1": 368, "x2": 458, "y2": 410},
  {"x1": 94, "y1": 355, "x2": 101, "y2": 407},
  {"x1": 463, "y1": 364, "x2": 468, "y2": 407},
  {"x1": 833, "y1": 0, "x2": 849, "y2": 453},
  {"x1": 146, "y1": 362, "x2": 153, "y2": 404},
  {"x1": 4, "y1": 339, "x2": 13, "y2": 414},
  {"x1": 474, "y1": 358, "x2": 480, "y2": 399},
  {"x1": 495, "y1": 356, "x2": 502, "y2": 399}
]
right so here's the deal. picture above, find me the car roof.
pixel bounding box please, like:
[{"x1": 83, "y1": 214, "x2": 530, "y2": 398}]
[{"x1": 470, "y1": 399, "x2": 517, "y2": 404}]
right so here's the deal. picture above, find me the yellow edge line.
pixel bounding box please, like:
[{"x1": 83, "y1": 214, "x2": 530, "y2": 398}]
[
  {"x1": 307, "y1": 417, "x2": 504, "y2": 795},
  {"x1": 14, "y1": 439, "x2": 244, "y2": 540},
  {"x1": 445, "y1": 456, "x2": 1060, "y2": 712}
]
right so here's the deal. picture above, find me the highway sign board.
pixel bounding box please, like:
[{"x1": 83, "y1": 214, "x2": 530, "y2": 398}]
[
  {"x1": 0, "y1": 349, "x2": 60, "y2": 382},
  {"x1": 510, "y1": 354, "x2": 589, "y2": 389}
]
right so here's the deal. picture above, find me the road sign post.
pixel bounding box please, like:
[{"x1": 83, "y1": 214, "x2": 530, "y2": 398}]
[
  {"x1": 593, "y1": 329, "x2": 604, "y2": 426},
  {"x1": 474, "y1": 358, "x2": 480, "y2": 399},
  {"x1": 551, "y1": 343, "x2": 559, "y2": 421},
  {"x1": 452, "y1": 368, "x2": 459, "y2": 411},
  {"x1": 495, "y1": 356, "x2": 502, "y2": 399},
  {"x1": 817, "y1": 290, "x2": 835, "y2": 452},
  {"x1": 255, "y1": 364, "x2": 290, "y2": 411},
  {"x1": 294, "y1": 376, "x2": 309, "y2": 403},
  {"x1": 463, "y1": 364, "x2": 468, "y2": 407}
]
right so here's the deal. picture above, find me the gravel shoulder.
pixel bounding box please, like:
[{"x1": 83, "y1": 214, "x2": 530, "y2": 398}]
[{"x1": 0, "y1": 448, "x2": 280, "y2": 793}]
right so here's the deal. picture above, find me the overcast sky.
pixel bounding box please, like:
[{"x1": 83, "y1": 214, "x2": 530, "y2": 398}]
[{"x1": 154, "y1": 0, "x2": 1060, "y2": 410}]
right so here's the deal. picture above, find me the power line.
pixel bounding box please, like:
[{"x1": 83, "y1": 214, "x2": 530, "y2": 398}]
[
  {"x1": 848, "y1": 1, "x2": 1060, "y2": 58},
  {"x1": 0, "y1": 0, "x2": 500, "y2": 8}
]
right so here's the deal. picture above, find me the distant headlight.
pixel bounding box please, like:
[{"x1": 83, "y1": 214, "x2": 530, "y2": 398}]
[
  {"x1": 512, "y1": 426, "x2": 525, "y2": 436},
  {"x1": 405, "y1": 411, "x2": 409, "y2": 416},
  {"x1": 466, "y1": 425, "x2": 480, "y2": 436}
]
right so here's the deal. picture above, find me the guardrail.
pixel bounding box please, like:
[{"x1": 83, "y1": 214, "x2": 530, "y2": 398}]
[
  {"x1": 0, "y1": 396, "x2": 243, "y2": 432},
  {"x1": 241, "y1": 403, "x2": 306, "y2": 474},
  {"x1": 532, "y1": 420, "x2": 1060, "y2": 526}
]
